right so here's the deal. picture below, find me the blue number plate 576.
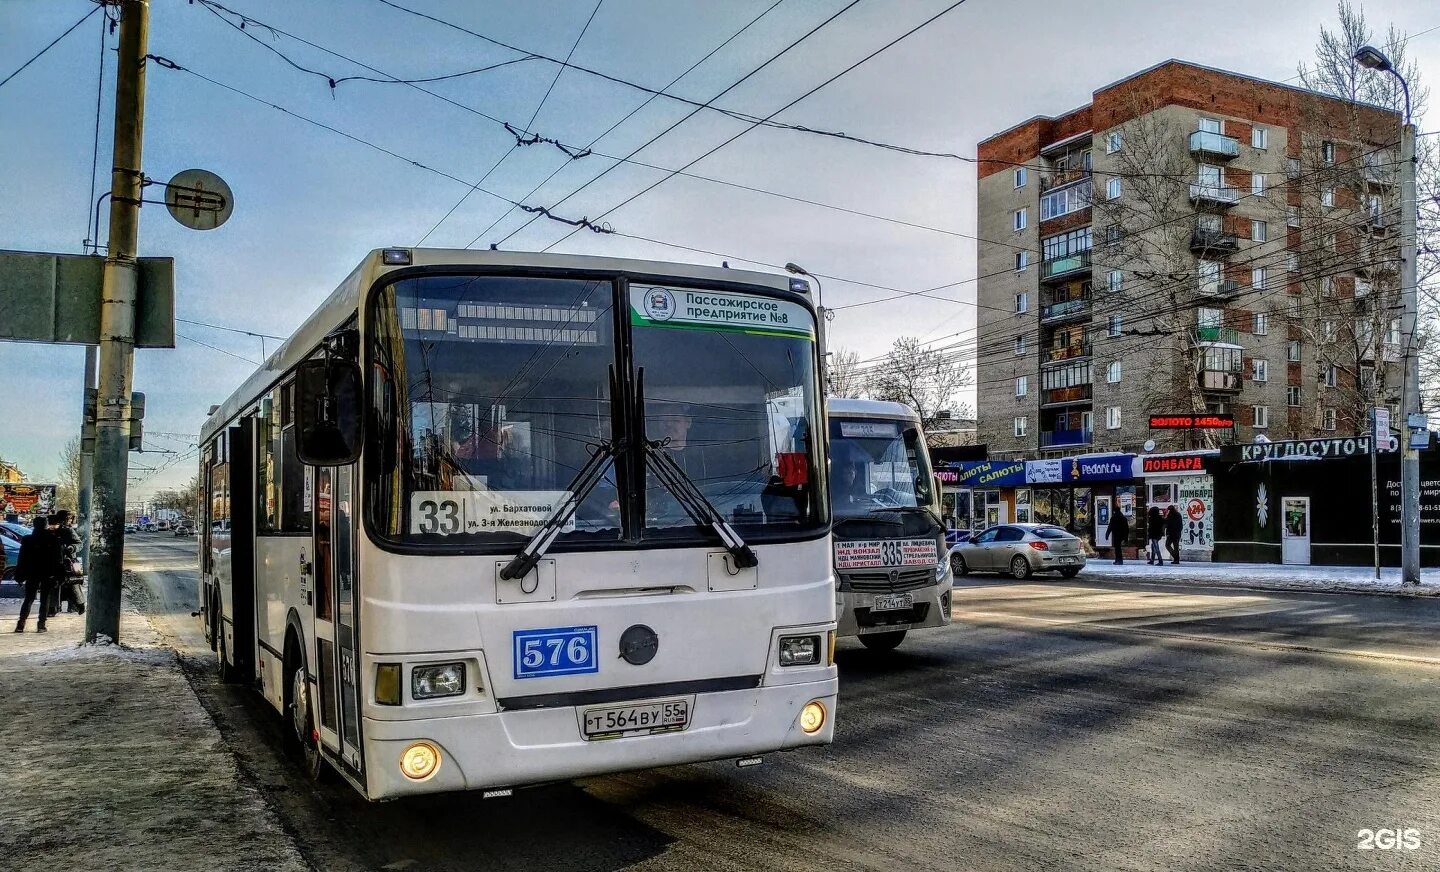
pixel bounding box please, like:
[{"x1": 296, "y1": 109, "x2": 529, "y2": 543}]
[{"x1": 513, "y1": 626, "x2": 599, "y2": 679}]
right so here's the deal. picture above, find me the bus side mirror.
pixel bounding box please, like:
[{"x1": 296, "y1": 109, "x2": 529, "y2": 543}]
[{"x1": 297, "y1": 358, "x2": 362, "y2": 465}]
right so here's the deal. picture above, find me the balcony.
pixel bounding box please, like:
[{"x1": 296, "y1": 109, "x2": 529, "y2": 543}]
[
  {"x1": 1189, "y1": 227, "x2": 1240, "y2": 256},
  {"x1": 1041, "y1": 168, "x2": 1092, "y2": 192},
  {"x1": 1043, "y1": 342, "x2": 1092, "y2": 363},
  {"x1": 1362, "y1": 160, "x2": 1396, "y2": 187},
  {"x1": 1189, "y1": 183, "x2": 1241, "y2": 207},
  {"x1": 1041, "y1": 249, "x2": 1092, "y2": 282},
  {"x1": 1359, "y1": 210, "x2": 1396, "y2": 234},
  {"x1": 1189, "y1": 130, "x2": 1240, "y2": 160},
  {"x1": 1041, "y1": 296, "x2": 1091, "y2": 324},
  {"x1": 1194, "y1": 325, "x2": 1240, "y2": 345},
  {"x1": 1041, "y1": 384, "x2": 1093, "y2": 407},
  {"x1": 1040, "y1": 428, "x2": 1094, "y2": 448},
  {"x1": 1199, "y1": 279, "x2": 1243, "y2": 299},
  {"x1": 1199, "y1": 370, "x2": 1242, "y2": 393}
]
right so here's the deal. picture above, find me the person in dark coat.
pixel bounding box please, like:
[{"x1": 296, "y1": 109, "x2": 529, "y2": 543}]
[
  {"x1": 1146, "y1": 506, "x2": 1165, "y2": 565},
  {"x1": 52, "y1": 509, "x2": 84, "y2": 615},
  {"x1": 1165, "y1": 505, "x2": 1183, "y2": 565},
  {"x1": 1109, "y1": 507, "x2": 1130, "y2": 565},
  {"x1": 14, "y1": 516, "x2": 64, "y2": 633}
]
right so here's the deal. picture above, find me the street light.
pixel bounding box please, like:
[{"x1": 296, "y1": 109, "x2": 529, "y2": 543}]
[
  {"x1": 1353, "y1": 44, "x2": 1420, "y2": 584},
  {"x1": 784, "y1": 262, "x2": 824, "y2": 310}
]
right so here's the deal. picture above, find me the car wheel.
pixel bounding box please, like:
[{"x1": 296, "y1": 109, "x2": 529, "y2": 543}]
[
  {"x1": 1060, "y1": 567, "x2": 1081, "y2": 579},
  {"x1": 951, "y1": 553, "x2": 969, "y2": 576},
  {"x1": 1009, "y1": 555, "x2": 1032, "y2": 580},
  {"x1": 858, "y1": 630, "x2": 906, "y2": 651}
]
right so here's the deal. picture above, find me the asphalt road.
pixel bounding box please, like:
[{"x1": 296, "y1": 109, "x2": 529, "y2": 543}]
[{"x1": 125, "y1": 538, "x2": 1440, "y2": 872}]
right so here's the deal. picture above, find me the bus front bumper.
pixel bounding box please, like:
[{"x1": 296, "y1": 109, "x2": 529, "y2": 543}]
[
  {"x1": 836, "y1": 578, "x2": 952, "y2": 637},
  {"x1": 361, "y1": 675, "x2": 837, "y2": 799}
]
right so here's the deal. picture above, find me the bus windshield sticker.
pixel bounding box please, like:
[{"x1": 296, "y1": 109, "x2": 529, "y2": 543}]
[
  {"x1": 834, "y1": 538, "x2": 938, "y2": 570},
  {"x1": 409, "y1": 491, "x2": 575, "y2": 537},
  {"x1": 629, "y1": 286, "x2": 814, "y2": 340},
  {"x1": 837, "y1": 421, "x2": 900, "y2": 439}
]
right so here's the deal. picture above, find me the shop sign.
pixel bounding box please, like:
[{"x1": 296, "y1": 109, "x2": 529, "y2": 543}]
[
  {"x1": 1063, "y1": 454, "x2": 1135, "y2": 482},
  {"x1": 1025, "y1": 459, "x2": 1063, "y2": 484},
  {"x1": 1225, "y1": 436, "x2": 1371, "y2": 462},
  {"x1": 1141, "y1": 453, "x2": 1208, "y2": 474},
  {"x1": 934, "y1": 467, "x2": 959, "y2": 484},
  {"x1": 953, "y1": 460, "x2": 1026, "y2": 487},
  {"x1": 1149, "y1": 413, "x2": 1234, "y2": 430},
  {"x1": 1177, "y1": 476, "x2": 1214, "y2": 547}
]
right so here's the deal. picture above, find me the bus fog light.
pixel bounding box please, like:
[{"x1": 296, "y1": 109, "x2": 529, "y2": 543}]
[
  {"x1": 376, "y1": 663, "x2": 402, "y2": 706},
  {"x1": 778, "y1": 635, "x2": 820, "y2": 666},
  {"x1": 800, "y1": 700, "x2": 826, "y2": 734},
  {"x1": 413, "y1": 662, "x2": 466, "y2": 699},
  {"x1": 400, "y1": 742, "x2": 441, "y2": 781}
]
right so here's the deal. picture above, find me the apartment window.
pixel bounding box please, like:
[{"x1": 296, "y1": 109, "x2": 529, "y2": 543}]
[
  {"x1": 1199, "y1": 259, "x2": 1221, "y2": 295},
  {"x1": 1252, "y1": 174, "x2": 1265, "y2": 197},
  {"x1": 1252, "y1": 267, "x2": 1267, "y2": 290},
  {"x1": 1015, "y1": 250, "x2": 1029, "y2": 272},
  {"x1": 1322, "y1": 407, "x2": 1337, "y2": 430},
  {"x1": 1321, "y1": 276, "x2": 1335, "y2": 298},
  {"x1": 1198, "y1": 307, "x2": 1223, "y2": 328},
  {"x1": 1107, "y1": 315, "x2": 1122, "y2": 337},
  {"x1": 1015, "y1": 376, "x2": 1029, "y2": 397},
  {"x1": 1105, "y1": 406, "x2": 1122, "y2": 430},
  {"x1": 1107, "y1": 270, "x2": 1123, "y2": 293},
  {"x1": 1326, "y1": 233, "x2": 1338, "y2": 253},
  {"x1": 1322, "y1": 188, "x2": 1335, "y2": 208},
  {"x1": 1288, "y1": 340, "x2": 1302, "y2": 362},
  {"x1": 1198, "y1": 117, "x2": 1223, "y2": 134},
  {"x1": 1252, "y1": 127, "x2": 1269, "y2": 149},
  {"x1": 1324, "y1": 365, "x2": 1338, "y2": 387},
  {"x1": 1014, "y1": 208, "x2": 1028, "y2": 231},
  {"x1": 1104, "y1": 225, "x2": 1124, "y2": 248},
  {"x1": 1040, "y1": 181, "x2": 1093, "y2": 221},
  {"x1": 1041, "y1": 227, "x2": 1093, "y2": 260},
  {"x1": 1253, "y1": 312, "x2": 1269, "y2": 335},
  {"x1": 1288, "y1": 297, "x2": 1303, "y2": 319},
  {"x1": 1321, "y1": 141, "x2": 1335, "y2": 164},
  {"x1": 1014, "y1": 335, "x2": 1026, "y2": 356},
  {"x1": 1015, "y1": 292, "x2": 1029, "y2": 314},
  {"x1": 1106, "y1": 177, "x2": 1122, "y2": 200},
  {"x1": 1360, "y1": 365, "x2": 1376, "y2": 392},
  {"x1": 1014, "y1": 167, "x2": 1027, "y2": 188},
  {"x1": 1253, "y1": 405, "x2": 1270, "y2": 429},
  {"x1": 1287, "y1": 252, "x2": 1299, "y2": 273},
  {"x1": 1287, "y1": 386, "x2": 1302, "y2": 407},
  {"x1": 1287, "y1": 207, "x2": 1300, "y2": 228},
  {"x1": 1042, "y1": 360, "x2": 1092, "y2": 391},
  {"x1": 1322, "y1": 319, "x2": 1336, "y2": 341},
  {"x1": 1388, "y1": 318, "x2": 1403, "y2": 347},
  {"x1": 1251, "y1": 220, "x2": 1267, "y2": 242},
  {"x1": 1355, "y1": 280, "x2": 1372, "y2": 297},
  {"x1": 1106, "y1": 131, "x2": 1123, "y2": 153},
  {"x1": 1014, "y1": 416, "x2": 1028, "y2": 438},
  {"x1": 1106, "y1": 360, "x2": 1122, "y2": 383},
  {"x1": 1252, "y1": 359, "x2": 1269, "y2": 383}
]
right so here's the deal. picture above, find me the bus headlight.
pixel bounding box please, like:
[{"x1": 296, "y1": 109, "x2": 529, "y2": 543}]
[
  {"x1": 935, "y1": 558, "x2": 950, "y2": 581},
  {"x1": 412, "y1": 662, "x2": 466, "y2": 700},
  {"x1": 400, "y1": 742, "x2": 441, "y2": 780},
  {"x1": 800, "y1": 700, "x2": 826, "y2": 734},
  {"x1": 778, "y1": 635, "x2": 820, "y2": 667}
]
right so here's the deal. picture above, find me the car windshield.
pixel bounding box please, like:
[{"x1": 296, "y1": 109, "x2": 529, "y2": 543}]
[
  {"x1": 827, "y1": 417, "x2": 934, "y2": 521},
  {"x1": 368, "y1": 274, "x2": 825, "y2": 548}
]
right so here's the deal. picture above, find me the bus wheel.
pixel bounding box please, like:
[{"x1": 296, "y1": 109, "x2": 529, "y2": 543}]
[
  {"x1": 286, "y1": 652, "x2": 325, "y2": 782},
  {"x1": 216, "y1": 616, "x2": 240, "y2": 685},
  {"x1": 859, "y1": 630, "x2": 906, "y2": 651}
]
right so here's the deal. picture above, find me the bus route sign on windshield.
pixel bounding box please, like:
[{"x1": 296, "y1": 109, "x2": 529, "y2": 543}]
[
  {"x1": 630, "y1": 286, "x2": 814, "y2": 340},
  {"x1": 410, "y1": 490, "x2": 574, "y2": 537}
]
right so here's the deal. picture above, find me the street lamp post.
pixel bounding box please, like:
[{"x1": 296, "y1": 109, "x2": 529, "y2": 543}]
[
  {"x1": 785, "y1": 262, "x2": 830, "y2": 385},
  {"x1": 1354, "y1": 45, "x2": 1421, "y2": 584}
]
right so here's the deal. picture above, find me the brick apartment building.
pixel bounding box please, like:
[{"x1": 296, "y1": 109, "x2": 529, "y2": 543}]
[{"x1": 975, "y1": 60, "x2": 1403, "y2": 458}]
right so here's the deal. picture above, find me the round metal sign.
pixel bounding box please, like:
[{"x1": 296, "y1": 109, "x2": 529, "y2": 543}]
[{"x1": 164, "y1": 168, "x2": 233, "y2": 230}]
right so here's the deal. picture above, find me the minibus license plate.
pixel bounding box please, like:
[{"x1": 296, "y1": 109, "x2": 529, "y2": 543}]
[
  {"x1": 584, "y1": 700, "x2": 689, "y2": 739},
  {"x1": 873, "y1": 593, "x2": 912, "y2": 612}
]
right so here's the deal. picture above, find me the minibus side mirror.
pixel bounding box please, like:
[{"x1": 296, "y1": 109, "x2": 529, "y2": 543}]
[{"x1": 297, "y1": 357, "x2": 363, "y2": 465}]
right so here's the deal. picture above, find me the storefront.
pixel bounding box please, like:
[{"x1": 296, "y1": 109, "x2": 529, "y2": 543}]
[
  {"x1": 1137, "y1": 451, "x2": 1217, "y2": 561},
  {"x1": 944, "y1": 459, "x2": 1026, "y2": 532}
]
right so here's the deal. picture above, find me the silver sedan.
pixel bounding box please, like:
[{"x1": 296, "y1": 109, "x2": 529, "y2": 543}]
[{"x1": 950, "y1": 523, "x2": 1087, "y2": 580}]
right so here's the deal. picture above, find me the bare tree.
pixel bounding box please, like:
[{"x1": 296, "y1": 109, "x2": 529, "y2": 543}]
[
  {"x1": 826, "y1": 348, "x2": 866, "y2": 397},
  {"x1": 54, "y1": 437, "x2": 82, "y2": 512},
  {"x1": 867, "y1": 336, "x2": 974, "y2": 440}
]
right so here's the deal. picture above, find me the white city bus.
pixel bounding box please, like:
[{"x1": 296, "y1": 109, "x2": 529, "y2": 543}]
[
  {"x1": 827, "y1": 399, "x2": 950, "y2": 651},
  {"x1": 199, "y1": 249, "x2": 837, "y2": 799}
]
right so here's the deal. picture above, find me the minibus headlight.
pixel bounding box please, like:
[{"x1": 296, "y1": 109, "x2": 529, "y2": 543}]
[
  {"x1": 778, "y1": 635, "x2": 820, "y2": 667},
  {"x1": 400, "y1": 742, "x2": 441, "y2": 780},
  {"x1": 375, "y1": 663, "x2": 402, "y2": 706},
  {"x1": 412, "y1": 662, "x2": 466, "y2": 699},
  {"x1": 935, "y1": 558, "x2": 950, "y2": 581}
]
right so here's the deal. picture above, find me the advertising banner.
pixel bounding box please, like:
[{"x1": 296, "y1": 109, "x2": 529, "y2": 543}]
[
  {"x1": 1063, "y1": 454, "x2": 1135, "y2": 482},
  {"x1": 0, "y1": 484, "x2": 57, "y2": 519},
  {"x1": 1176, "y1": 476, "x2": 1214, "y2": 548},
  {"x1": 952, "y1": 460, "x2": 1026, "y2": 488},
  {"x1": 1025, "y1": 459, "x2": 1063, "y2": 484}
]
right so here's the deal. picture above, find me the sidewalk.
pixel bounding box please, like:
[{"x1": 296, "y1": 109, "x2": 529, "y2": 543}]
[
  {"x1": 0, "y1": 594, "x2": 308, "y2": 872},
  {"x1": 1081, "y1": 560, "x2": 1440, "y2": 596}
]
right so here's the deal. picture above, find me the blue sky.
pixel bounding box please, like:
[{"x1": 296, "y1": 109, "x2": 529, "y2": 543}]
[{"x1": 1, "y1": 0, "x2": 1435, "y2": 502}]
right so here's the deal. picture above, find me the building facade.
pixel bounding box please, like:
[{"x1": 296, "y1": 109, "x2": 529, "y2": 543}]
[{"x1": 976, "y1": 60, "x2": 1403, "y2": 459}]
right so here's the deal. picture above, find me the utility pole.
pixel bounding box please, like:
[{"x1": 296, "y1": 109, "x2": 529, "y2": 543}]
[
  {"x1": 1398, "y1": 120, "x2": 1421, "y2": 584},
  {"x1": 79, "y1": 346, "x2": 97, "y2": 571},
  {"x1": 87, "y1": 0, "x2": 149, "y2": 643}
]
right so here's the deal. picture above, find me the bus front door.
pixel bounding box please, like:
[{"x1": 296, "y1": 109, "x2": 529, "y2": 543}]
[{"x1": 313, "y1": 465, "x2": 363, "y2": 773}]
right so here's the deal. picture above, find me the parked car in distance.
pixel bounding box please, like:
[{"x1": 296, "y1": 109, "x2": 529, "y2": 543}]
[
  {"x1": 950, "y1": 523, "x2": 1086, "y2": 580},
  {"x1": 173, "y1": 524, "x2": 193, "y2": 537},
  {"x1": 0, "y1": 522, "x2": 27, "y2": 580}
]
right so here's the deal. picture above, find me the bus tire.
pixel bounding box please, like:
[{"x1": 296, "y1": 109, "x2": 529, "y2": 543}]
[
  {"x1": 216, "y1": 613, "x2": 240, "y2": 685},
  {"x1": 284, "y1": 634, "x2": 325, "y2": 782},
  {"x1": 859, "y1": 630, "x2": 906, "y2": 651}
]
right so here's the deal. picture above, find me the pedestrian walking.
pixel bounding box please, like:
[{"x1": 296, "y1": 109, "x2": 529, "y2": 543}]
[
  {"x1": 1146, "y1": 506, "x2": 1164, "y2": 565},
  {"x1": 53, "y1": 509, "x2": 85, "y2": 615},
  {"x1": 14, "y1": 515, "x2": 64, "y2": 633},
  {"x1": 1165, "y1": 505, "x2": 1183, "y2": 565},
  {"x1": 1109, "y1": 507, "x2": 1130, "y2": 565}
]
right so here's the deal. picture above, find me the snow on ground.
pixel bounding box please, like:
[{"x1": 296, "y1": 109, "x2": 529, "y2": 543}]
[{"x1": 1080, "y1": 560, "x2": 1440, "y2": 596}]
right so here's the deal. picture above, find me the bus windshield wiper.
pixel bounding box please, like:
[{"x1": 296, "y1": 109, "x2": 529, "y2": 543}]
[
  {"x1": 868, "y1": 505, "x2": 944, "y2": 527},
  {"x1": 637, "y1": 369, "x2": 758, "y2": 570}
]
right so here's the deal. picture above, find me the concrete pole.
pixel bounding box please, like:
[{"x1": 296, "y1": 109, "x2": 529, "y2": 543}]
[
  {"x1": 78, "y1": 345, "x2": 96, "y2": 571},
  {"x1": 86, "y1": 0, "x2": 148, "y2": 643},
  {"x1": 1399, "y1": 123, "x2": 1420, "y2": 584}
]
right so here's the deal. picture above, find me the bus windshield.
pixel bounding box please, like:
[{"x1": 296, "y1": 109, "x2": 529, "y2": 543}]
[
  {"x1": 828, "y1": 417, "x2": 934, "y2": 521},
  {"x1": 368, "y1": 274, "x2": 825, "y2": 548}
]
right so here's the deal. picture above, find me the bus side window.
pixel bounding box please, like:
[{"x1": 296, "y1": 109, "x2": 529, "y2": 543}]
[
  {"x1": 257, "y1": 390, "x2": 280, "y2": 532},
  {"x1": 279, "y1": 381, "x2": 312, "y2": 533}
]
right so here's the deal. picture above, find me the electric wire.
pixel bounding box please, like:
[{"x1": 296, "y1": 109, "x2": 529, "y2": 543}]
[{"x1": 0, "y1": 4, "x2": 101, "y2": 92}]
